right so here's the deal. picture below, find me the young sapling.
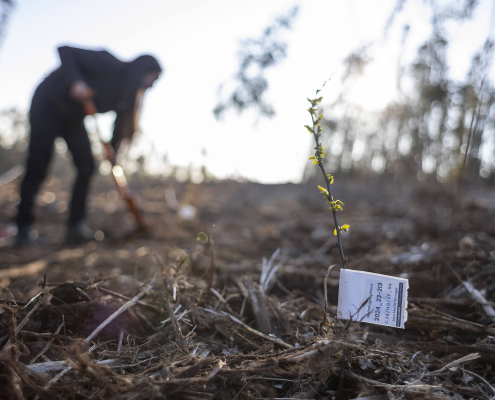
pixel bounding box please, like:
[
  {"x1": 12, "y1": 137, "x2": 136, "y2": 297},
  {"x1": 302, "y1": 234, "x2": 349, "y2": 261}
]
[{"x1": 305, "y1": 81, "x2": 349, "y2": 270}]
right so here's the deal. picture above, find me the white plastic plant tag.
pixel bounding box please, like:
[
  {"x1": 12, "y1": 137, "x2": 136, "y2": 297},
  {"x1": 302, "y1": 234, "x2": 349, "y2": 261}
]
[{"x1": 337, "y1": 269, "x2": 408, "y2": 328}]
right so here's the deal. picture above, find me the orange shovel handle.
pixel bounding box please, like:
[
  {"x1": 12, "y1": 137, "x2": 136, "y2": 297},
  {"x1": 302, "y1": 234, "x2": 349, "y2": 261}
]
[
  {"x1": 83, "y1": 99, "x2": 97, "y2": 116},
  {"x1": 83, "y1": 99, "x2": 147, "y2": 232}
]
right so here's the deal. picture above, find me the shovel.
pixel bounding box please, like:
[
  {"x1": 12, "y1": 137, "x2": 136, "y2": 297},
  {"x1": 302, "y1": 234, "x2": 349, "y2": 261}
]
[{"x1": 83, "y1": 99, "x2": 147, "y2": 233}]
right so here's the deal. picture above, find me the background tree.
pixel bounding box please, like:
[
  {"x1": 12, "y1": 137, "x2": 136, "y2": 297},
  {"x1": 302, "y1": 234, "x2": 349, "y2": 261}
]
[
  {"x1": 0, "y1": 108, "x2": 28, "y2": 174},
  {"x1": 0, "y1": 0, "x2": 14, "y2": 49},
  {"x1": 213, "y1": 6, "x2": 299, "y2": 120},
  {"x1": 303, "y1": 0, "x2": 494, "y2": 183}
]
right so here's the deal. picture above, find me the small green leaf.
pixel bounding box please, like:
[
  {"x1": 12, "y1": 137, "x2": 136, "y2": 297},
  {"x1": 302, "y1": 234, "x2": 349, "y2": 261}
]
[{"x1": 318, "y1": 186, "x2": 328, "y2": 195}]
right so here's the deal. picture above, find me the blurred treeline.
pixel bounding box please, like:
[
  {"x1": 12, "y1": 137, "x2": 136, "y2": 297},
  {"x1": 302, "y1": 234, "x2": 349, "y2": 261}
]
[
  {"x1": 0, "y1": 109, "x2": 207, "y2": 182},
  {"x1": 0, "y1": 108, "x2": 27, "y2": 175},
  {"x1": 0, "y1": 109, "x2": 73, "y2": 176},
  {"x1": 305, "y1": 0, "x2": 495, "y2": 183},
  {"x1": 0, "y1": 0, "x2": 13, "y2": 44},
  {"x1": 0, "y1": 0, "x2": 25, "y2": 176},
  {"x1": 215, "y1": 0, "x2": 495, "y2": 184},
  {"x1": 303, "y1": 36, "x2": 495, "y2": 183},
  {"x1": 1, "y1": 0, "x2": 494, "y2": 184}
]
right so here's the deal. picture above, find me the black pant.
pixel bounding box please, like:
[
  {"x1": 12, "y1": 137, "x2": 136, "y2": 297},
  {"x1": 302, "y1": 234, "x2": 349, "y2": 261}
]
[{"x1": 16, "y1": 94, "x2": 95, "y2": 228}]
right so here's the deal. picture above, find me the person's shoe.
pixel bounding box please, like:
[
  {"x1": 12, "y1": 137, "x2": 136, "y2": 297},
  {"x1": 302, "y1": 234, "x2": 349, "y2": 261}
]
[
  {"x1": 65, "y1": 221, "x2": 95, "y2": 245},
  {"x1": 14, "y1": 225, "x2": 42, "y2": 247}
]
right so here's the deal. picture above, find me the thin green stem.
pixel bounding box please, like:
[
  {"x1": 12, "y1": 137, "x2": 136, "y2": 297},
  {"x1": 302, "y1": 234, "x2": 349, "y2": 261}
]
[{"x1": 310, "y1": 113, "x2": 347, "y2": 269}]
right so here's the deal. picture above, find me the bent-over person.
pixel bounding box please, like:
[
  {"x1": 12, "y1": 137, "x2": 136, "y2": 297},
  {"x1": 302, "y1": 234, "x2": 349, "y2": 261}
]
[{"x1": 16, "y1": 46, "x2": 162, "y2": 246}]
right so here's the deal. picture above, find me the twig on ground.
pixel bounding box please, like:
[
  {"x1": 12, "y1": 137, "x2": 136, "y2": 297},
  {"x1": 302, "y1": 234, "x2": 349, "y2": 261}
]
[
  {"x1": 1, "y1": 288, "x2": 49, "y2": 354},
  {"x1": 460, "y1": 367, "x2": 495, "y2": 399},
  {"x1": 346, "y1": 370, "x2": 443, "y2": 394},
  {"x1": 320, "y1": 265, "x2": 334, "y2": 332},
  {"x1": 162, "y1": 282, "x2": 186, "y2": 348},
  {"x1": 422, "y1": 353, "x2": 480, "y2": 377},
  {"x1": 259, "y1": 248, "x2": 280, "y2": 296},
  {"x1": 83, "y1": 282, "x2": 154, "y2": 345},
  {"x1": 30, "y1": 320, "x2": 65, "y2": 364},
  {"x1": 407, "y1": 315, "x2": 495, "y2": 336},
  {"x1": 219, "y1": 310, "x2": 291, "y2": 349},
  {"x1": 210, "y1": 288, "x2": 235, "y2": 314},
  {"x1": 205, "y1": 234, "x2": 216, "y2": 295},
  {"x1": 95, "y1": 286, "x2": 161, "y2": 312},
  {"x1": 443, "y1": 258, "x2": 495, "y2": 323},
  {"x1": 409, "y1": 297, "x2": 490, "y2": 308},
  {"x1": 117, "y1": 329, "x2": 124, "y2": 355},
  {"x1": 245, "y1": 278, "x2": 272, "y2": 333}
]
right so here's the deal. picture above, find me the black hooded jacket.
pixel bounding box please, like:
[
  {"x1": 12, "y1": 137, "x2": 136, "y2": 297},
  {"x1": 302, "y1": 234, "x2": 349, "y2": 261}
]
[{"x1": 32, "y1": 46, "x2": 162, "y2": 148}]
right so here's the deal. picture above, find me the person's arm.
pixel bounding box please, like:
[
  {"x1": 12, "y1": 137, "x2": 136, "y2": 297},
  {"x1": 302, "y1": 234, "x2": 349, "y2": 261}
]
[
  {"x1": 111, "y1": 89, "x2": 145, "y2": 152},
  {"x1": 111, "y1": 112, "x2": 134, "y2": 153}
]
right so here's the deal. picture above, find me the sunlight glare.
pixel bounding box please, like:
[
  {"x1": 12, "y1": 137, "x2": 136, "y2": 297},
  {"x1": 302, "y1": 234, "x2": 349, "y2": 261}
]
[{"x1": 345, "y1": 59, "x2": 398, "y2": 112}]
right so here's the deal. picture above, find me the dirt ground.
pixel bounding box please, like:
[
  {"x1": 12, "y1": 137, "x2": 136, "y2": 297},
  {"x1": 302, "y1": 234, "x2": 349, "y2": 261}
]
[{"x1": 0, "y1": 174, "x2": 494, "y2": 399}]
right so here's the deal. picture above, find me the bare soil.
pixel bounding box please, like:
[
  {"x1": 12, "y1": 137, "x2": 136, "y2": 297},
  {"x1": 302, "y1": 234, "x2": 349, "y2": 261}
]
[{"x1": 0, "y1": 175, "x2": 494, "y2": 399}]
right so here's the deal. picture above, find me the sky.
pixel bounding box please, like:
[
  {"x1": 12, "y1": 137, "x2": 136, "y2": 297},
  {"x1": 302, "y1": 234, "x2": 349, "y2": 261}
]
[{"x1": 0, "y1": 0, "x2": 494, "y2": 183}]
